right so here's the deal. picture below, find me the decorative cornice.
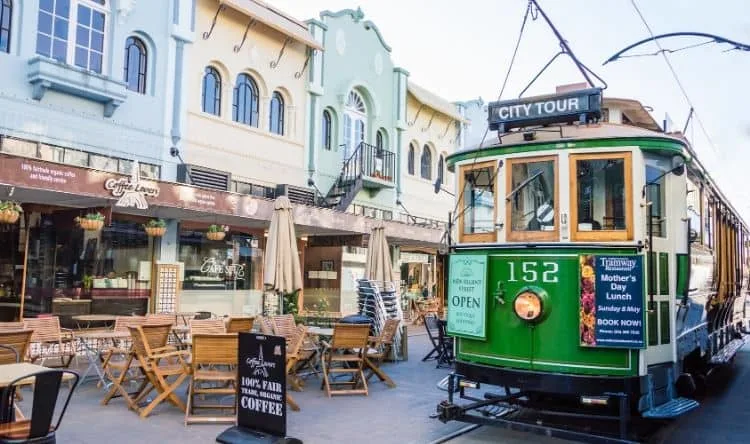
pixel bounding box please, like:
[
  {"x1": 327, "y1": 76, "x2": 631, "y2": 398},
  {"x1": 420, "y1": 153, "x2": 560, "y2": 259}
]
[
  {"x1": 320, "y1": 8, "x2": 392, "y2": 53},
  {"x1": 393, "y1": 67, "x2": 410, "y2": 76},
  {"x1": 305, "y1": 18, "x2": 327, "y2": 31},
  {"x1": 363, "y1": 21, "x2": 392, "y2": 53}
]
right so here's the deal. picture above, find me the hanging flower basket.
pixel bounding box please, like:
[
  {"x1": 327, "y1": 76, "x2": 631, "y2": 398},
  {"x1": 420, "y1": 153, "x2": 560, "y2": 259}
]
[
  {"x1": 0, "y1": 201, "x2": 22, "y2": 224},
  {"x1": 75, "y1": 212, "x2": 105, "y2": 231},
  {"x1": 143, "y1": 219, "x2": 167, "y2": 237},
  {"x1": 206, "y1": 224, "x2": 229, "y2": 241}
]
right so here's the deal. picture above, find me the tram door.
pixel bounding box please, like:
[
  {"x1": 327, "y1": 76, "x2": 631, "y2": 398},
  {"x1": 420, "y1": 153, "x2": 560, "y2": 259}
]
[{"x1": 644, "y1": 159, "x2": 685, "y2": 366}]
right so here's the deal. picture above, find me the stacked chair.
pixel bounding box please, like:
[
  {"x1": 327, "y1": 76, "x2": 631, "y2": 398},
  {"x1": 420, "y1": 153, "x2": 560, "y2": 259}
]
[{"x1": 356, "y1": 279, "x2": 404, "y2": 360}]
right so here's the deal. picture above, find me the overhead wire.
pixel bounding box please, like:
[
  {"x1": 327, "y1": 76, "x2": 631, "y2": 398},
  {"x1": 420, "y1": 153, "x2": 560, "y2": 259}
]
[
  {"x1": 445, "y1": 0, "x2": 534, "y2": 234},
  {"x1": 629, "y1": 0, "x2": 720, "y2": 155}
]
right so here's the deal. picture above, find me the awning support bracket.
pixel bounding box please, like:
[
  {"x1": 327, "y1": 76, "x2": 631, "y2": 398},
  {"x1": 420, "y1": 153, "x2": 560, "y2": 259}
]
[
  {"x1": 407, "y1": 104, "x2": 426, "y2": 127},
  {"x1": 202, "y1": 4, "x2": 225, "y2": 40},
  {"x1": 233, "y1": 18, "x2": 257, "y2": 53},
  {"x1": 270, "y1": 37, "x2": 294, "y2": 69},
  {"x1": 421, "y1": 111, "x2": 437, "y2": 132},
  {"x1": 294, "y1": 48, "x2": 315, "y2": 79},
  {"x1": 438, "y1": 121, "x2": 452, "y2": 140}
]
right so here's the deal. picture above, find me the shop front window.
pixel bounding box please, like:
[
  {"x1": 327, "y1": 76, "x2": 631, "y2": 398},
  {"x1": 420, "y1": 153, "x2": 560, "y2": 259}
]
[
  {"x1": 21, "y1": 214, "x2": 155, "y2": 322},
  {"x1": 571, "y1": 153, "x2": 633, "y2": 241},
  {"x1": 506, "y1": 156, "x2": 557, "y2": 241},
  {"x1": 459, "y1": 161, "x2": 496, "y2": 242},
  {"x1": 178, "y1": 229, "x2": 263, "y2": 316}
]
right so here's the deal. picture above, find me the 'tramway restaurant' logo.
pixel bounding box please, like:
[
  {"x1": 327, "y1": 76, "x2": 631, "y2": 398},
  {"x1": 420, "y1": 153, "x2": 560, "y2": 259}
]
[{"x1": 104, "y1": 160, "x2": 160, "y2": 210}]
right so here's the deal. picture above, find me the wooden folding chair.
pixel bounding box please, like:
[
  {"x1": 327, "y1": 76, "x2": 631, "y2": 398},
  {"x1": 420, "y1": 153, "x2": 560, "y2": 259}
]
[
  {"x1": 365, "y1": 319, "x2": 399, "y2": 388},
  {"x1": 286, "y1": 325, "x2": 307, "y2": 411},
  {"x1": 0, "y1": 322, "x2": 24, "y2": 333},
  {"x1": 185, "y1": 334, "x2": 238, "y2": 425},
  {"x1": 225, "y1": 317, "x2": 254, "y2": 334},
  {"x1": 0, "y1": 330, "x2": 32, "y2": 365},
  {"x1": 320, "y1": 324, "x2": 371, "y2": 397},
  {"x1": 102, "y1": 322, "x2": 171, "y2": 408},
  {"x1": 190, "y1": 319, "x2": 226, "y2": 336},
  {"x1": 145, "y1": 313, "x2": 176, "y2": 326},
  {"x1": 271, "y1": 315, "x2": 296, "y2": 339},
  {"x1": 128, "y1": 325, "x2": 191, "y2": 418},
  {"x1": 100, "y1": 317, "x2": 147, "y2": 397},
  {"x1": 23, "y1": 317, "x2": 76, "y2": 368},
  {"x1": 256, "y1": 316, "x2": 274, "y2": 335}
]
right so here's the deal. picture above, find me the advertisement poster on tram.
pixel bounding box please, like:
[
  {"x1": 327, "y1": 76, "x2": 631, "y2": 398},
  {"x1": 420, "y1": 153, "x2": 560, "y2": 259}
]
[
  {"x1": 447, "y1": 255, "x2": 488, "y2": 340},
  {"x1": 579, "y1": 255, "x2": 645, "y2": 349}
]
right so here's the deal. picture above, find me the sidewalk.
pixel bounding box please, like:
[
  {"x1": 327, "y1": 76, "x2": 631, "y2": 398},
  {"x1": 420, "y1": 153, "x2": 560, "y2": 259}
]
[{"x1": 47, "y1": 334, "x2": 465, "y2": 444}]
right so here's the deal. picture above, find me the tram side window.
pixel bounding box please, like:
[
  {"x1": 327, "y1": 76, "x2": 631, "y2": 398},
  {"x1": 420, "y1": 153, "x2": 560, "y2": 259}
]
[
  {"x1": 459, "y1": 162, "x2": 496, "y2": 242},
  {"x1": 571, "y1": 153, "x2": 633, "y2": 241},
  {"x1": 645, "y1": 165, "x2": 666, "y2": 237},
  {"x1": 507, "y1": 157, "x2": 557, "y2": 241}
]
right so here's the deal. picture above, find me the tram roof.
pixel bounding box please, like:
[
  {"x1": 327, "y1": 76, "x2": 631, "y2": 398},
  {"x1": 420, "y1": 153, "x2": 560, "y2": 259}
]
[{"x1": 447, "y1": 122, "x2": 689, "y2": 169}]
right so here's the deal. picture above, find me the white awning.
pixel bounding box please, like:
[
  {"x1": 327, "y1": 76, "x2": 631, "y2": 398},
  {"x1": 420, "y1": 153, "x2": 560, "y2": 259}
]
[
  {"x1": 407, "y1": 82, "x2": 467, "y2": 123},
  {"x1": 220, "y1": 0, "x2": 323, "y2": 51}
]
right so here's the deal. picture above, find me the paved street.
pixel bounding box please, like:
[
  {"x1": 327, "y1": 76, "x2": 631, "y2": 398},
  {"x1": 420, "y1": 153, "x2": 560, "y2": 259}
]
[
  {"x1": 37, "y1": 333, "x2": 467, "y2": 444},
  {"x1": 14, "y1": 338, "x2": 750, "y2": 443}
]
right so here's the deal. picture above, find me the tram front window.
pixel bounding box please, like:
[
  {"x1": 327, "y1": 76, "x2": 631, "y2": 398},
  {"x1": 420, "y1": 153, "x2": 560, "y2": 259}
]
[
  {"x1": 575, "y1": 157, "x2": 626, "y2": 232},
  {"x1": 508, "y1": 158, "x2": 556, "y2": 239},
  {"x1": 462, "y1": 166, "x2": 495, "y2": 237}
]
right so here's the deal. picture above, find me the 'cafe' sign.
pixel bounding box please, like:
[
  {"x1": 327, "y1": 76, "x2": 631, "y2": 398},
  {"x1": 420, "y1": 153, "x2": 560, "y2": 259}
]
[
  {"x1": 488, "y1": 87, "x2": 603, "y2": 132},
  {"x1": 104, "y1": 160, "x2": 160, "y2": 210}
]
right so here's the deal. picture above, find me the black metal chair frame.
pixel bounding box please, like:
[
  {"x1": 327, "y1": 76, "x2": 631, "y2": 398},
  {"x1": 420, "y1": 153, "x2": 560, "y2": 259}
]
[
  {"x1": 0, "y1": 369, "x2": 80, "y2": 444},
  {"x1": 422, "y1": 315, "x2": 442, "y2": 362},
  {"x1": 436, "y1": 320, "x2": 454, "y2": 369}
]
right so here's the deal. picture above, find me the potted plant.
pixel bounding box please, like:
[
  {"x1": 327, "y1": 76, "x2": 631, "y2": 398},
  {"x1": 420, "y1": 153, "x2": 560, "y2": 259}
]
[
  {"x1": 75, "y1": 212, "x2": 105, "y2": 231},
  {"x1": 143, "y1": 218, "x2": 167, "y2": 237},
  {"x1": 206, "y1": 224, "x2": 228, "y2": 241},
  {"x1": 0, "y1": 201, "x2": 22, "y2": 224}
]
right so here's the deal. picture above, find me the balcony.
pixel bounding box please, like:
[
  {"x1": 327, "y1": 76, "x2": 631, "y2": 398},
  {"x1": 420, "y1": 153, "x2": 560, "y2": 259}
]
[
  {"x1": 344, "y1": 142, "x2": 396, "y2": 190},
  {"x1": 26, "y1": 56, "x2": 128, "y2": 118}
]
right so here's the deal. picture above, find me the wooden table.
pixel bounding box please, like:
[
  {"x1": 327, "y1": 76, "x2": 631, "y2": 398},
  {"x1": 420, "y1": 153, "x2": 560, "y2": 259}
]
[
  {"x1": 307, "y1": 327, "x2": 334, "y2": 337},
  {"x1": 0, "y1": 363, "x2": 77, "y2": 423},
  {"x1": 75, "y1": 331, "x2": 131, "y2": 388},
  {"x1": 72, "y1": 314, "x2": 118, "y2": 330}
]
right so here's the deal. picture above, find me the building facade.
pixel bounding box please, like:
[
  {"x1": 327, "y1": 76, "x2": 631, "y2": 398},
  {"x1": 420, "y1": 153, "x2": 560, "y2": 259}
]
[{"x1": 0, "y1": 2, "x2": 448, "y2": 322}]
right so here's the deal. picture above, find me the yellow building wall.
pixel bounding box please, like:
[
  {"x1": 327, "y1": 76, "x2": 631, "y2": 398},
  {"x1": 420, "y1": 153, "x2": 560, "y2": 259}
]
[
  {"x1": 186, "y1": 0, "x2": 309, "y2": 188},
  {"x1": 401, "y1": 93, "x2": 458, "y2": 223}
]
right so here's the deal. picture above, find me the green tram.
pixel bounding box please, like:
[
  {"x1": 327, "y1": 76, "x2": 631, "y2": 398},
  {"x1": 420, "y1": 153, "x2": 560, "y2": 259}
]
[{"x1": 436, "y1": 88, "x2": 749, "y2": 441}]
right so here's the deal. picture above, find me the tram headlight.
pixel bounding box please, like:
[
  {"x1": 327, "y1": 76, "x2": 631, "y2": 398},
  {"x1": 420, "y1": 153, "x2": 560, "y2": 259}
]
[{"x1": 513, "y1": 290, "x2": 543, "y2": 322}]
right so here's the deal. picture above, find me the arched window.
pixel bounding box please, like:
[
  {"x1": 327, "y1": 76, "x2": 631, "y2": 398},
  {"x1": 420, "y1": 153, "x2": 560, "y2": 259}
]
[
  {"x1": 420, "y1": 145, "x2": 432, "y2": 180},
  {"x1": 343, "y1": 90, "x2": 366, "y2": 159},
  {"x1": 322, "y1": 110, "x2": 332, "y2": 150},
  {"x1": 376, "y1": 130, "x2": 384, "y2": 151},
  {"x1": 0, "y1": 0, "x2": 11, "y2": 54},
  {"x1": 269, "y1": 91, "x2": 284, "y2": 135},
  {"x1": 232, "y1": 73, "x2": 259, "y2": 126},
  {"x1": 124, "y1": 37, "x2": 147, "y2": 93},
  {"x1": 407, "y1": 143, "x2": 415, "y2": 175},
  {"x1": 437, "y1": 155, "x2": 445, "y2": 184},
  {"x1": 202, "y1": 66, "x2": 222, "y2": 116}
]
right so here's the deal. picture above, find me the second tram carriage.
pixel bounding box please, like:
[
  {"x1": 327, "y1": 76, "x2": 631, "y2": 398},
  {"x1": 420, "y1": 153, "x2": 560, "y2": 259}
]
[{"x1": 437, "y1": 88, "x2": 749, "y2": 442}]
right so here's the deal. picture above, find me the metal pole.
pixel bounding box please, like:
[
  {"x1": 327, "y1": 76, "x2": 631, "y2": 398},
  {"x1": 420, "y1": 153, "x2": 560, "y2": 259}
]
[
  {"x1": 529, "y1": 0, "x2": 597, "y2": 88},
  {"x1": 18, "y1": 215, "x2": 30, "y2": 321}
]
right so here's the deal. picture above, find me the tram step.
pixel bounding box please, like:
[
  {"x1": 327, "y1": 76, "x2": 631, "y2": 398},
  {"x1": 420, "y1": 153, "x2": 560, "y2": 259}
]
[
  {"x1": 642, "y1": 397, "x2": 699, "y2": 419},
  {"x1": 709, "y1": 337, "x2": 749, "y2": 364}
]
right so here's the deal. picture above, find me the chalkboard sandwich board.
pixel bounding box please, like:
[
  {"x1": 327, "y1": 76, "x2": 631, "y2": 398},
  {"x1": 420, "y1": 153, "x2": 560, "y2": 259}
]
[{"x1": 216, "y1": 333, "x2": 302, "y2": 444}]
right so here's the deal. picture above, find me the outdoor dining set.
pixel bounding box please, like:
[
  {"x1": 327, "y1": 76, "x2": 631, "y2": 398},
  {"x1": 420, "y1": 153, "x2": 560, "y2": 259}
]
[{"x1": 0, "y1": 310, "x2": 403, "y2": 441}]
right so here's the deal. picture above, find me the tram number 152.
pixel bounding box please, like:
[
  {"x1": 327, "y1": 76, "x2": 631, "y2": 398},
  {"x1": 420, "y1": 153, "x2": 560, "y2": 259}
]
[{"x1": 507, "y1": 262, "x2": 559, "y2": 283}]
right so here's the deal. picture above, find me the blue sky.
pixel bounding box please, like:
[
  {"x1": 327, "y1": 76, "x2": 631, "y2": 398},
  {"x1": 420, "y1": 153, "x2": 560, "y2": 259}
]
[{"x1": 269, "y1": 0, "x2": 750, "y2": 219}]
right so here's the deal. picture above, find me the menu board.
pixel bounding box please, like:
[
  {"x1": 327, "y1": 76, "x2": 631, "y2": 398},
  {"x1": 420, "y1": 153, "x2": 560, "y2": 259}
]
[
  {"x1": 237, "y1": 333, "x2": 287, "y2": 437},
  {"x1": 579, "y1": 255, "x2": 645, "y2": 349},
  {"x1": 446, "y1": 255, "x2": 488, "y2": 340}
]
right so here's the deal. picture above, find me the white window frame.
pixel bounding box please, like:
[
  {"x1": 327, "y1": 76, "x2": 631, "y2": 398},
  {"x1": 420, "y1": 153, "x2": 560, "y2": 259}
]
[{"x1": 36, "y1": 0, "x2": 109, "y2": 75}]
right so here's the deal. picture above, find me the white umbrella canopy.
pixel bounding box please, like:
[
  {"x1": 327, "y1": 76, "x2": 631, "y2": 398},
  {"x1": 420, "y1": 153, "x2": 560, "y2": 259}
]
[
  {"x1": 364, "y1": 222, "x2": 395, "y2": 283},
  {"x1": 263, "y1": 196, "x2": 303, "y2": 299}
]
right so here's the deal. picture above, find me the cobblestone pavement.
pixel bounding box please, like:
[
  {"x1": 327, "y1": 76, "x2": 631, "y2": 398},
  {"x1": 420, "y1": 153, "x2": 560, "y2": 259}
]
[{"x1": 35, "y1": 333, "x2": 467, "y2": 444}]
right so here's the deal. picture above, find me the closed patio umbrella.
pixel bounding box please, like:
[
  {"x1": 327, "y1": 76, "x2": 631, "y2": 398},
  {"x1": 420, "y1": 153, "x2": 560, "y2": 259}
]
[
  {"x1": 263, "y1": 196, "x2": 303, "y2": 314},
  {"x1": 364, "y1": 222, "x2": 395, "y2": 284}
]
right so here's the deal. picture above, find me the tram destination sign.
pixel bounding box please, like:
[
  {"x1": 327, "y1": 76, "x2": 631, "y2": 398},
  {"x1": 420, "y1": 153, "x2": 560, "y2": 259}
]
[
  {"x1": 447, "y1": 255, "x2": 488, "y2": 340},
  {"x1": 488, "y1": 88, "x2": 602, "y2": 132},
  {"x1": 579, "y1": 255, "x2": 646, "y2": 349}
]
